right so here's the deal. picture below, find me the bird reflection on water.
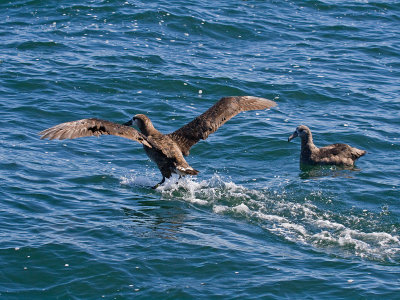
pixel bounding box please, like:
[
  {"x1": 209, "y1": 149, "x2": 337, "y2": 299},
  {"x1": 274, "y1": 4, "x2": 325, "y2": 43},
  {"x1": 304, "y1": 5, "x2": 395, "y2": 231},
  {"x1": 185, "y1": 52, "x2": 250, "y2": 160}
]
[
  {"x1": 122, "y1": 202, "x2": 187, "y2": 240},
  {"x1": 299, "y1": 163, "x2": 361, "y2": 180}
]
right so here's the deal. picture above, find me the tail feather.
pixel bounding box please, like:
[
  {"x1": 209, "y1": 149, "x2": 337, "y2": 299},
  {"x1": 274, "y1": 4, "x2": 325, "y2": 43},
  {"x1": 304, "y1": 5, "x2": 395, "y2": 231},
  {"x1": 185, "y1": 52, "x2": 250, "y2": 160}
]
[
  {"x1": 352, "y1": 148, "x2": 366, "y2": 160},
  {"x1": 176, "y1": 166, "x2": 199, "y2": 176}
]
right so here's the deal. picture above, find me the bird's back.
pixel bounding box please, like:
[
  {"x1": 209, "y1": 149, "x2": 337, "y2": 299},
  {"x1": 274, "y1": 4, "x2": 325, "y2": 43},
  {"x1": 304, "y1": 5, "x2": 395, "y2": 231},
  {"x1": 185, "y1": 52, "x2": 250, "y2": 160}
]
[
  {"x1": 313, "y1": 143, "x2": 366, "y2": 165},
  {"x1": 145, "y1": 134, "x2": 198, "y2": 178}
]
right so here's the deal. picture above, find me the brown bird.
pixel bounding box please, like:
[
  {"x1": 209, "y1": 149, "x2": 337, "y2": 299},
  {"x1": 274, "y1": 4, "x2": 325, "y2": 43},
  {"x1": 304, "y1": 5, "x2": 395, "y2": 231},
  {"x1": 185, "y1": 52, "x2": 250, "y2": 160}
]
[
  {"x1": 40, "y1": 96, "x2": 276, "y2": 188},
  {"x1": 288, "y1": 125, "x2": 366, "y2": 166}
]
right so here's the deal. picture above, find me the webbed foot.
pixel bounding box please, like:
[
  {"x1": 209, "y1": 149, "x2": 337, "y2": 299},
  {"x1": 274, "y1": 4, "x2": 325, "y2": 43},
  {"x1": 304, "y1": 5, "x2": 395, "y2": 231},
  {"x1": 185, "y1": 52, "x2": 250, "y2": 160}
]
[{"x1": 152, "y1": 177, "x2": 165, "y2": 189}]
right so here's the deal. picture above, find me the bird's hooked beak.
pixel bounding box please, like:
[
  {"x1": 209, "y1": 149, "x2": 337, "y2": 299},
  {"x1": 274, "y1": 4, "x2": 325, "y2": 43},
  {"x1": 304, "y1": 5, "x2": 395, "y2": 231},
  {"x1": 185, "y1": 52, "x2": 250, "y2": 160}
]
[
  {"x1": 288, "y1": 130, "x2": 298, "y2": 142},
  {"x1": 123, "y1": 119, "x2": 133, "y2": 126}
]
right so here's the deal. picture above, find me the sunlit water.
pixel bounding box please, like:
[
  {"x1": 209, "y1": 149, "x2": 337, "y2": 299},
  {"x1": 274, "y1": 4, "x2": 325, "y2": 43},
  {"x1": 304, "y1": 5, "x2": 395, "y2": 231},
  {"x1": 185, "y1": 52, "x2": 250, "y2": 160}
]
[{"x1": 1, "y1": 0, "x2": 399, "y2": 298}]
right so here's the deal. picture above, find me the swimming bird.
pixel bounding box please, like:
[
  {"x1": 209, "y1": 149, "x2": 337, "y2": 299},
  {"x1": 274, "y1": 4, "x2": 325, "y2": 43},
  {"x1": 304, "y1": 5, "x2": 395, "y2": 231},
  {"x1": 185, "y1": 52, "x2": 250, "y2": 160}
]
[
  {"x1": 40, "y1": 96, "x2": 276, "y2": 188},
  {"x1": 288, "y1": 125, "x2": 366, "y2": 166}
]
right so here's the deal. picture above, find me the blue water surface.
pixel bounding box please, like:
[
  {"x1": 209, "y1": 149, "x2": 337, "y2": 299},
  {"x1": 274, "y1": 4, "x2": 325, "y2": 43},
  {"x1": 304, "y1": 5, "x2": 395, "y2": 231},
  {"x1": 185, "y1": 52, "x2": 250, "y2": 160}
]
[{"x1": 1, "y1": 0, "x2": 399, "y2": 298}]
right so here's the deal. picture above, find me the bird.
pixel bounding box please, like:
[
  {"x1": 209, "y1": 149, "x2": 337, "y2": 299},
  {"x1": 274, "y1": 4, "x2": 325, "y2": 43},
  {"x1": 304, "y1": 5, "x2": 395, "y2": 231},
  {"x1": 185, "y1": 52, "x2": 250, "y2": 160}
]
[
  {"x1": 288, "y1": 125, "x2": 366, "y2": 166},
  {"x1": 40, "y1": 96, "x2": 276, "y2": 188}
]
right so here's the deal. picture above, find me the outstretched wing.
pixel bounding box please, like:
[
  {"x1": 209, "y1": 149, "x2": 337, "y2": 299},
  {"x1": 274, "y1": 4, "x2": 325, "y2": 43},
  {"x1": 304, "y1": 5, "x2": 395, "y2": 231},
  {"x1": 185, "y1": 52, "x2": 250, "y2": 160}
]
[
  {"x1": 168, "y1": 96, "x2": 276, "y2": 155},
  {"x1": 39, "y1": 118, "x2": 152, "y2": 147}
]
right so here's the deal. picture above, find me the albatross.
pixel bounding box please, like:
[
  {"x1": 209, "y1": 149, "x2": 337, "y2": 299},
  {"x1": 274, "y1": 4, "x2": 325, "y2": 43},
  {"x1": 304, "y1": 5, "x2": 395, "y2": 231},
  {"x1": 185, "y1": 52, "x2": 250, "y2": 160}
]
[
  {"x1": 40, "y1": 96, "x2": 276, "y2": 188},
  {"x1": 288, "y1": 125, "x2": 366, "y2": 166}
]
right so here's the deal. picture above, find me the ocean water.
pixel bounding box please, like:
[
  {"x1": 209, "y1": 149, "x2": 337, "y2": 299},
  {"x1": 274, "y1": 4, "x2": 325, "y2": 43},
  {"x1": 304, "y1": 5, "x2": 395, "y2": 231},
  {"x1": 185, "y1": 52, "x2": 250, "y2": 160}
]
[{"x1": 1, "y1": 0, "x2": 399, "y2": 298}]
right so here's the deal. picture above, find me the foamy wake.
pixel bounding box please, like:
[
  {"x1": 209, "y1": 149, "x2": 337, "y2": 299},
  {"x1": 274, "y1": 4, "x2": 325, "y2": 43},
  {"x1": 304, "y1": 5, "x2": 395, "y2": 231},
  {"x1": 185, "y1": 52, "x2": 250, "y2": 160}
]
[{"x1": 120, "y1": 173, "x2": 400, "y2": 262}]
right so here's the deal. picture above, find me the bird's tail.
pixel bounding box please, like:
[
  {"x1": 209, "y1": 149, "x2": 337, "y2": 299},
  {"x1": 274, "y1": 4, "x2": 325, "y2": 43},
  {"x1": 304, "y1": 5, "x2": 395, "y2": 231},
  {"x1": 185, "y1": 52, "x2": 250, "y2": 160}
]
[{"x1": 352, "y1": 148, "x2": 367, "y2": 159}]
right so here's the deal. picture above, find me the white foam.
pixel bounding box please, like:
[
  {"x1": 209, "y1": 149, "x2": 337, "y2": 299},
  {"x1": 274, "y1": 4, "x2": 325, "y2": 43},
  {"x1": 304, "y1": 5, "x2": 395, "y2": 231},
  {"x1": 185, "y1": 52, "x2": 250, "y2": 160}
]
[
  {"x1": 213, "y1": 205, "x2": 228, "y2": 214},
  {"x1": 119, "y1": 172, "x2": 400, "y2": 262},
  {"x1": 255, "y1": 211, "x2": 287, "y2": 223},
  {"x1": 281, "y1": 222, "x2": 308, "y2": 237},
  {"x1": 338, "y1": 229, "x2": 400, "y2": 250},
  {"x1": 233, "y1": 203, "x2": 251, "y2": 214},
  {"x1": 311, "y1": 231, "x2": 336, "y2": 243},
  {"x1": 314, "y1": 219, "x2": 346, "y2": 230},
  {"x1": 157, "y1": 176, "x2": 219, "y2": 205}
]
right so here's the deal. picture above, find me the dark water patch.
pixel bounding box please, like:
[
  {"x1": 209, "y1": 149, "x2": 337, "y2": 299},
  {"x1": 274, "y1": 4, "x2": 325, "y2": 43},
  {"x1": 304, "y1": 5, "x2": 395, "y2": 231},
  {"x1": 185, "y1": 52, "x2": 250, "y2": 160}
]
[
  {"x1": 2, "y1": 78, "x2": 53, "y2": 92},
  {"x1": 354, "y1": 44, "x2": 400, "y2": 60},
  {"x1": 0, "y1": 162, "x2": 22, "y2": 172},
  {"x1": 57, "y1": 3, "x2": 119, "y2": 14},
  {"x1": 318, "y1": 24, "x2": 362, "y2": 35},
  {"x1": 0, "y1": 0, "x2": 43, "y2": 9},
  {"x1": 0, "y1": 20, "x2": 31, "y2": 27},
  {"x1": 300, "y1": 0, "x2": 397, "y2": 14},
  {"x1": 94, "y1": 53, "x2": 165, "y2": 66},
  {"x1": 14, "y1": 40, "x2": 62, "y2": 51},
  {"x1": 280, "y1": 87, "x2": 345, "y2": 105},
  {"x1": 58, "y1": 79, "x2": 122, "y2": 94},
  {"x1": 66, "y1": 174, "x2": 120, "y2": 186}
]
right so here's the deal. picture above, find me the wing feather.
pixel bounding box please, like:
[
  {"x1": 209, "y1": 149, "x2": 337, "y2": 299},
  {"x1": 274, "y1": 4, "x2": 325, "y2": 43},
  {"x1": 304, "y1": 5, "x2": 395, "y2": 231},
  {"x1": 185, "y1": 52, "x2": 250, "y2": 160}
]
[
  {"x1": 168, "y1": 96, "x2": 276, "y2": 155},
  {"x1": 39, "y1": 118, "x2": 152, "y2": 147},
  {"x1": 318, "y1": 143, "x2": 349, "y2": 156}
]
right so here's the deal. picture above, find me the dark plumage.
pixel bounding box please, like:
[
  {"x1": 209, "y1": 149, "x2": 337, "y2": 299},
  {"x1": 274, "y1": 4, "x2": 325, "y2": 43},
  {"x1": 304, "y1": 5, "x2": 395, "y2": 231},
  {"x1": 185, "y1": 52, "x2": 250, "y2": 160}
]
[
  {"x1": 40, "y1": 96, "x2": 276, "y2": 188},
  {"x1": 288, "y1": 125, "x2": 366, "y2": 166}
]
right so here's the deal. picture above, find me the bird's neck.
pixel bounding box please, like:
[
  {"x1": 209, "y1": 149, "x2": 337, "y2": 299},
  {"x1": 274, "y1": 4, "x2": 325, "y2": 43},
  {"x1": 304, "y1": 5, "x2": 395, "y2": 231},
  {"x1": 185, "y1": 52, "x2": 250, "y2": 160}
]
[
  {"x1": 142, "y1": 123, "x2": 161, "y2": 137},
  {"x1": 300, "y1": 134, "x2": 317, "y2": 160}
]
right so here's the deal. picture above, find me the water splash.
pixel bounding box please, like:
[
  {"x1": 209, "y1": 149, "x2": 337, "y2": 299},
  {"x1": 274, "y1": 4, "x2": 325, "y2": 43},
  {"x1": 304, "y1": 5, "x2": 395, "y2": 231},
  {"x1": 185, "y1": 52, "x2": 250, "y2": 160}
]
[
  {"x1": 120, "y1": 173, "x2": 400, "y2": 262},
  {"x1": 120, "y1": 169, "x2": 159, "y2": 188}
]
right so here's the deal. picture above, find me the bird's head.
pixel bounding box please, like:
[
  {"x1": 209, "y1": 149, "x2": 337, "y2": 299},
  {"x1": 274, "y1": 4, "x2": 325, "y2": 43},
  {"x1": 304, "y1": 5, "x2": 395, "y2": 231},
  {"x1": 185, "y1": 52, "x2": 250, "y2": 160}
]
[
  {"x1": 123, "y1": 114, "x2": 153, "y2": 135},
  {"x1": 288, "y1": 125, "x2": 311, "y2": 142}
]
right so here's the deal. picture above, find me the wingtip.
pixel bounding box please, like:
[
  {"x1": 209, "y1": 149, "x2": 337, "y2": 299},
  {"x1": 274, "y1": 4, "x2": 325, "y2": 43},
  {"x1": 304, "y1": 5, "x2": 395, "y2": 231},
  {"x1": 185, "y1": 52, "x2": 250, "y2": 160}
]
[
  {"x1": 39, "y1": 131, "x2": 48, "y2": 140},
  {"x1": 244, "y1": 96, "x2": 277, "y2": 109},
  {"x1": 232, "y1": 96, "x2": 277, "y2": 111},
  {"x1": 39, "y1": 128, "x2": 53, "y2": 139},
  {"x1": 266, "y1": 99, "x2": 277, "y2": 109},
  {"x1": 257, "y1": 97, "x2": 277, "y2": 109}
]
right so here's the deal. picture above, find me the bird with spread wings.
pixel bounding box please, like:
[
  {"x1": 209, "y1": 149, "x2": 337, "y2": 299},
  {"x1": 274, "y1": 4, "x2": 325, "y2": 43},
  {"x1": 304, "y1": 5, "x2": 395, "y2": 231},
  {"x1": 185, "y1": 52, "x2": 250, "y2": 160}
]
[{"x1": 40, "y1": 96, "x2": 276, "y2": 188}]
